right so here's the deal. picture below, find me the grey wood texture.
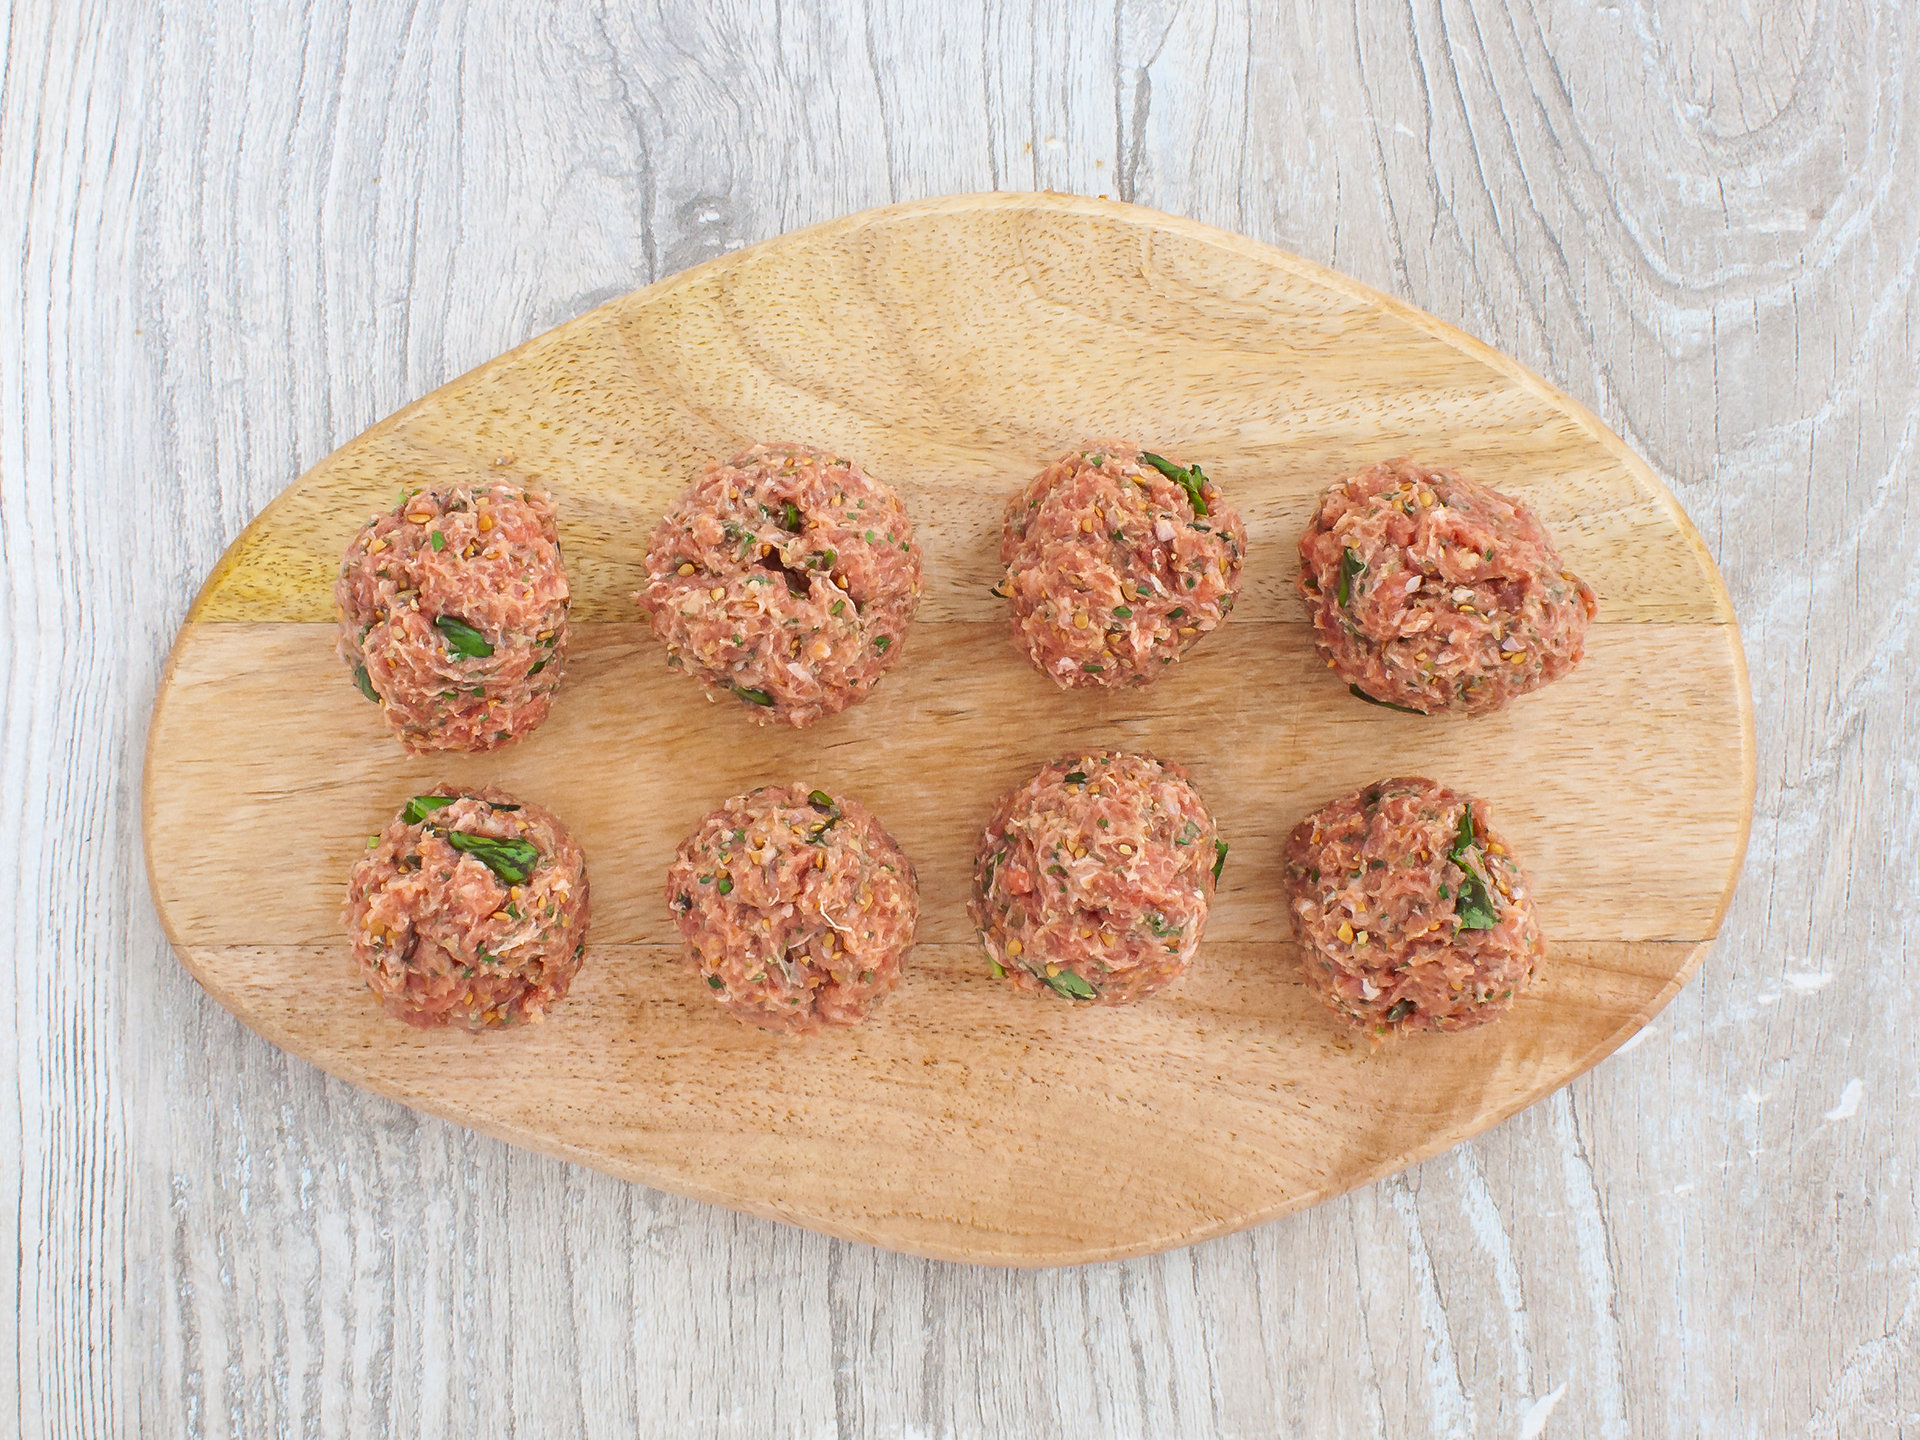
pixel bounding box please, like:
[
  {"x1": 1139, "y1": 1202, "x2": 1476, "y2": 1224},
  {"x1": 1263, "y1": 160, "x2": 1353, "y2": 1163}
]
[{"x1": 3, "y1": 0, "x2": 1914, "y2": 1434}]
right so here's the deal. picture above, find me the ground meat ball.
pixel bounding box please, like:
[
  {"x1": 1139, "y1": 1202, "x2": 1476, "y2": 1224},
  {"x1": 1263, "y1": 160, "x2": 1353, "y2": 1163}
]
[
  {"x1": 998, "y1": 444, "x2": 1247, "y2": 689},
  {"x1": 665, "y1": 784, "x2": 918, "y2": 1035},
  {"x1": 1284, "y1": 777, "x2": 1542, "y2": 1036},
  {"x1": 336, "y1": 482, "x2": 570, "y2": 752},
  {"x1": 1297, "y1": 460, "x2": 1597, "y2": 716},
  {"x1": 970, "y1": 751, "x2": 1224, "y2": 1005},
  {"x1": 638, "y1": 445, "x2": 924, "y2": 727},
  {"x1": 345, "y1": 788, "x2": 591, "y2": 1030}
]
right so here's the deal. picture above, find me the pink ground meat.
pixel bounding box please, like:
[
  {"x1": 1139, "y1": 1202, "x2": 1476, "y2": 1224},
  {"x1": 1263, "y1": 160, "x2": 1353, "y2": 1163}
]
[
  {"x1": 638, "y1": 445, "x2": 924, "y2": 727},
  {"x1": 970, "y1": 751, "x2": 1223, "y2": 1005},
  {"x1": 345, "y1": 788, "x2": 591, "y2": 1030},
  {"x1": 1298, "y1": 460, "x2": 1596, "y2": 716},
  {"x1": 336, "y1": 481, "x2": 570, "y2": 752},
  {"x1": 666, "y1": 784, "x2": 919, "y2": 1035},
  {"x1": 998, "y1": 444, "x2": 1247, "y2": 689},
  {"x1": 1284, "y1": 777, "x2": 1542, "y2": 1036}
]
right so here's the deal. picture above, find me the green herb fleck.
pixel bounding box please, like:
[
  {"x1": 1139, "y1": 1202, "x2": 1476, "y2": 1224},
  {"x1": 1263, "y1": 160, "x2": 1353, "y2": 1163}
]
[
  {"x1": 1385, "y1": 998, "x2": 1417, "y2": 1024},
  {"x1": 1448, "y1": 805, "x2": 1500, "y2": 929},
  {"x1": 429, "y1": 530, "x2": 447, "y2": 552},
  {"x1": 781, "y1": 501, "x2": 803, "y2": 531},
  {"x1": 1167, "y1": 607, "x2": 1185, "y2": 620},
  {"x1": 717, "y1": 876, "x2": 734, "y2": 896},
  {"x1": 1337, "y1": 548, "x2": 1366, "y2": 607},
  {"x1": 707, "y1": 975, "x2": 724, "y2": 990},
  {"x1": 731, "y1": 685, "x2": 775, "y2": 707},
  {"x1": 353, "y1": 664, "x2": 380, "y2": 703},
  {"x1": 1349, "y1": 685, "x2": 1427, "y2": 715},
  {"x1": 1042, "y1": 969, "x2": 1099, "y2": 1001},
  {"x1": 403, "y1": 795, "x2": 459, "y2": 825},
  {"x1": 435, "y1": 616, "x2": 494, "y2": 658},
  {"x1": 874, "y1": 635, "x2": 891, "y2": 650},
  {"x1": 808, "y1": 790, "x2": 836, "y2": 810},
  {"x1": 1064, "y1": 771, "x2": 1088, "y2": 785},
  {"x1": 1081, "y1": 662, "x2": 1103, "y2": 673},
  {"x1": 830, "y1": 599, "x2": 846, "y2": 616},
  {"x1": 444, "y1": 831, "x2": 541, "y2": 885},
  {"x1": 1112, "y1": 605, "x2": 1133, "y2": 619},
  {"x1": 1212, "y1": 838, "x2": 1229, "y2": 884},
  {"x1": 1140, "y1": 451, "x2": 1210, "y2": 517},
  {"x1": 527, "y1": 659, "x2": 547, "y2": 677}
]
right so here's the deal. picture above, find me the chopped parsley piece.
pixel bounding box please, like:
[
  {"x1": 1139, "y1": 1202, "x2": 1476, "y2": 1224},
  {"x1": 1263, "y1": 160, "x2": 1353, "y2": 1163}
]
[
  {"x1": 1112, "y1": 605, "x2": 1133, "y2": 618},
  {"x1": 1337, "y1": 548, "x2": 1365, "y2": 607},
  {"x1": 429, "y1": 530, "x2": 447, "y2": 552},
  {"x1": 716, "y1": 876, "x2": 734, "y2": 895},
  {"x1": 435, "y1": 616, "x2": 494, "y2": 659},
  {"x1": 873, "y1": 635, "x2": 891, "y2": 650},
  {"x1": 1041, "y1": 969, "x2": 1098, "y2": 1001},
  {"x1": 731, "y1": 685, "x2": 775, "y2": 707},
  {"x1": 1063, "y1": 771, "x2": 1088, "y2": 785},
  {"x1": 1349, "y1": 685, "x2": 1427, "y2": 715},
  {"x1": 353, "y1": 664, "x2": 379, "y2": 703},
  {"x1": 1212, "y1": 839, "x2": 1229, "y2": 884},
  {"x1": 402, "y1": 795, "x2": 458, "y2": 824},
  {"x1": 1448, "y1": 805, "x2": 1500, "y2": 929},
  {"x1": 1139, "y1": 451, "x2": 1210, "y2": 517},
  {"x1": 444, "y1": 831, "x2": 540, "y2": 885}
]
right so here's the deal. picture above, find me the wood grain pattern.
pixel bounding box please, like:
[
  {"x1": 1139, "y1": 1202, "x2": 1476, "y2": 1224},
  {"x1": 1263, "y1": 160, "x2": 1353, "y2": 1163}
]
[
  {"x1": 8, "y1": 0, "x2": 1916, "y2": 1433},
  {"x1": 144, "y1": 194, "x2": 1752, "y2": 1264}
]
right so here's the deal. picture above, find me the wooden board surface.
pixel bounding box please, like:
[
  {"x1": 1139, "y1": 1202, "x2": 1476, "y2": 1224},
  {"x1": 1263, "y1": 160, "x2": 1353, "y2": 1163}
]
[{"x1": 143, "y1": 192, "x2": 1753, "y2": 1265}]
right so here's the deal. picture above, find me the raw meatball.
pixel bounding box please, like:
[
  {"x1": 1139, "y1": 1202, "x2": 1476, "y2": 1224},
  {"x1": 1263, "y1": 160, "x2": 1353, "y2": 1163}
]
[
  {"x1": 665, "y1": 784, "x2": 918, "y2": 1034},
  {"x1": 638, "y1": 445, "x2": 924, "y2": 727},
  {"x1": 970, "y1": 751, "x2": 1224, "y2": 1005},
  {"x1": 1297, "y1": 460, "x2": 1596, "y2": 716},
  {"x1": 336, "y1": 481, "x2": 570, "y2": 752},
  {"x1": 345, "y1": 788, "x2": 591, "y2": 1030},
  {"x1": 997, "y1": 444, "x2": 1247, "y2": 689},
  {"x1": 1284, "y1": 777, "x2": 1542, "y2": 1035}
]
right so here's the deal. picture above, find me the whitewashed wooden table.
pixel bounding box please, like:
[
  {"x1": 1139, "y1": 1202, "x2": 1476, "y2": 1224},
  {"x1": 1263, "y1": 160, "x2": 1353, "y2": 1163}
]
[{"x1": 6, "y1": 2, "x2": 1915, "y2": 1434}]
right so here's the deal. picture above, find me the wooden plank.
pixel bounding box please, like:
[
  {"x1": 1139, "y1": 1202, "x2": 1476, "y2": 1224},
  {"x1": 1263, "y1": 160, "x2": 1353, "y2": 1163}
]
[{"x1": 7, "y1": 0, "x2": 1910, "y2": 1432}]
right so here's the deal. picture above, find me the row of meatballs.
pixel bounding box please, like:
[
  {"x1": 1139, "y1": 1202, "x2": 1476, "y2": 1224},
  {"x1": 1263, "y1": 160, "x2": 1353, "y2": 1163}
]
[
  {"x1": 336, "y1": 442, "x2": 1599, "y2": 747},
  {"x1": 345, "y1": 761, "x2": 1541, "y2": 1040}
]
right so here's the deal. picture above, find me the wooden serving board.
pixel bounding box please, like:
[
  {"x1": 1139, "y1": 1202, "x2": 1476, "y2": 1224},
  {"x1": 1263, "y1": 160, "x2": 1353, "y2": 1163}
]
[{"x1": 144, "y1": 193, "x2": 1754, "y2": 1266}]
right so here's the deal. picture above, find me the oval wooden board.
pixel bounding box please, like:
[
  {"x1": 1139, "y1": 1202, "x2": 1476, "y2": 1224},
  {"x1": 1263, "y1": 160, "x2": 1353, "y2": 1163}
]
[{"x1": 145, "y1": 193, "x2": 1754, "y2": 1266}]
